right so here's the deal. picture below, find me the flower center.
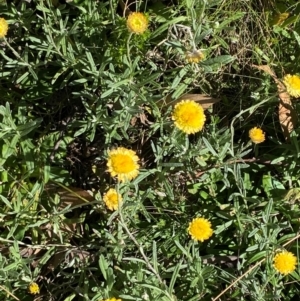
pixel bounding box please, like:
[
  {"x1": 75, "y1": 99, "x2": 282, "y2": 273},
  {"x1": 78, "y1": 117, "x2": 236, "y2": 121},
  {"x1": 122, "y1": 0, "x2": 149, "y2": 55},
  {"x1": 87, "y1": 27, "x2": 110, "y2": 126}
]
[
  {"x1": 191, "y1": 224, "x2": 204, "y2": 234},
  {"x1": 112, "y1": 154, "x2": 135, "y2": 173},
  {"x1": 133, "y1": 19, "x2": 143, "y2": 29},
  {"x1": 180, "y1": 110, "x2": 198, "y2": 125},
  {"x1": 109, "y1": 194, "x2": 118, "y2": 203}
]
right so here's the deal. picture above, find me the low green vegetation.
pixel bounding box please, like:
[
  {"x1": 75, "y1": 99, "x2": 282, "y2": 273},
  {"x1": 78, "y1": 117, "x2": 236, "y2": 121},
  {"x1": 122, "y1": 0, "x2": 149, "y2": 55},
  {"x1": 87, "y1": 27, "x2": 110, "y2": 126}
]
[{"x1": 1, "y1": 0, "x2": 300, "y2": 300}]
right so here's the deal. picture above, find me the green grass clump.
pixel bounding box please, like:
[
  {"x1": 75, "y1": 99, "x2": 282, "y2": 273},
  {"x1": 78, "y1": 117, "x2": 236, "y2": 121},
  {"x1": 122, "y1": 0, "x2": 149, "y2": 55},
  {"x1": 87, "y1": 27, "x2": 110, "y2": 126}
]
[{"x1": 1, "y1": 0, "x2": 300, "y2": 300}]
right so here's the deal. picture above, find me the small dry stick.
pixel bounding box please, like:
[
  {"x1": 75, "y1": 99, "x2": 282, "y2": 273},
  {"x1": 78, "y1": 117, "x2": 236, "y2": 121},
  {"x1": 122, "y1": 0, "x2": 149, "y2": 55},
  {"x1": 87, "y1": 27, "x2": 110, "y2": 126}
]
[
  {"x1": 118, "y1": 216, "x2": 163, "y2": 283},
  {"x1": 0, "y1": 237, "x2": 74, "y2": 249},
  {"x1": 0, "y1": 285, "x2": 20, "y2": 301},
  {"x1": 212, "y1": 232, "x2": 300, "y2": 301},
  {"x1": 118, "y1": 214, "x2": 177, "y2": 301}
]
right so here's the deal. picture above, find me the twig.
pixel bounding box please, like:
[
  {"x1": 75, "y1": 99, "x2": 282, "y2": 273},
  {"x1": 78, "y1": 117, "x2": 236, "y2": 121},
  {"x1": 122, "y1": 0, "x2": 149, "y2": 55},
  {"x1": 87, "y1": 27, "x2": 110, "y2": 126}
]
[
  {"x1": 0, "y1": 237, "x2": 74, "y2": 249},
  {"x1": 118, "y1": 215, "x2": 163, "y2": 283},
  {"x1": 118, "y1": 213, "x2": 176, "y2": 301},
  {"x1": 230, "y1": 97, "x2": 272, "y2": 153},
  {"x1": 120, "y1": 0, "x2": 131, "y2": 17},
  {"x1": 195, "y1": 157, "x2": 274, "y2": 177},
  {"x1": 50, "y1": 117, "x2": 71, "y2": 162},
  {"x1": 212, "y1": 232, "x2": 300, "y2": 301},
  {"x1": 0, "y1": 285, "x2": 20, "y2": 301}
]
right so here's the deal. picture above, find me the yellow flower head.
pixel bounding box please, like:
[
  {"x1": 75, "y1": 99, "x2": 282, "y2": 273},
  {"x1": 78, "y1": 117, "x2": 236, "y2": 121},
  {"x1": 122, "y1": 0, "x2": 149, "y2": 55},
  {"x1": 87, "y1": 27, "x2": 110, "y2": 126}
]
[
  {"x1": 127, "y1": 12, "x2": 148, "y2": 34},
  {"x1": 273, "y1": 251, "x2": 297, "y2": 275},
  {"x1": 186, "y1": 50, "x2": 205, "y2": 64},
  {"x1": 283, "y1": 74, "x2": 300, "y2": 98},
  {"x1": 100, "y1": 298, "x2": 121, "y2": 301},
  {"x1": 0, "y1": 18, "x2": 8, "y2": 39},
  {"x1": 107, "y1": 147, "x2": 140, "y2": 182},
  {"x1": 188, "y1": 217, "x2": 213, "y2": 242},
  {"x1": 28, "y1": 282, "x2": 40, "y2": 295},
  {"x1": 249, "y1": 127, "x2": 265, "y2": 144},
  {"x1": 172, "y1": 100, "x2": 206, "y2": 134},
  {"x1": 103, "y1": 188, "x2": 122, "y2": 211}
]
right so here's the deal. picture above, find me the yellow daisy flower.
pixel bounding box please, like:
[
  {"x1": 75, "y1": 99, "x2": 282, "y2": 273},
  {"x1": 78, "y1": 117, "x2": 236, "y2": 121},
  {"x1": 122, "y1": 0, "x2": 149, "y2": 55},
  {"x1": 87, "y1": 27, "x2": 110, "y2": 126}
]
[
  {"x1": 273, "y1": 251, "x2": 297, "y2": 275},
  {"x1": 0, "y1": 18, "x2": 8, "y2": 39},
  {"x1": 172, "y1": 100, "x2": 206, "y2": 134},
  {"x1": 283, "y1": 74, "x2": 300, "y2": 98},
  {"x1": 127, "y1": 12, "x2": 148, "y2": 34},
  {"x1": 188, "y1": 217, "x2": 213, "y2": 242},
  {"x1": 107, "y1": 147, "x2": 140, "y2": 182},
  {"x1": 100, "y1": 298, "x2": 122, "y2": 301},
  {"x1": 103, "y1": 188, "x2": 122, "y2": 211},
  {"x1": 249, "y1": 127, "x2": 265, "y2": 144},
  {"x1": 186, "y1": 50, "x2": 205, "y2": 64},
  {"x1": 28, "y1": 282, "x2": 40, "y2": 295}
]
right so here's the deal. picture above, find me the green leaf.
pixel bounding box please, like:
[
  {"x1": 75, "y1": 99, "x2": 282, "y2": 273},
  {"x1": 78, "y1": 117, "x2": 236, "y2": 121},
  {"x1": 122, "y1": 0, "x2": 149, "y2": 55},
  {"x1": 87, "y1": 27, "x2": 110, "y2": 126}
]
[
  {"x1": 214, "y1": 220, "x2": 233, "y2": 234},
  {"x1": 16, "y1": 71, "x2": 29, "y2": 84},
  {"x1": 171, "y1": 68, "x2": 188, "y2": 90},
  {"x1": 71, "y1": 78, "x2": 88, "y2": 84},
  {"x1": 247, "y1": 250, "x2": 267, "y2": 264},
  {"x1": 282, "y1": 16, "x2": 298, "y2": 28},
  {"x1": 63, "y1": 294, "x2": 76, "y2": 301},
  {"x1": 245, "y1": 244, "x2": 259, "y2": 252},
  {"x1": 278, "y1": 233, "x2": 297, "y2": 245},
  {"x1": 137, "y1": 72, "x2": 161, "y2": 87},
  {"x1": 160, "y1": 163, "x2": 184, "y2": 167},
  {"x1": 262, "y1": 198, "x2": 273, "y2": 223},
  {"x1": 151, "y1": 16, "x2": 187, "y2": 39},
  {"x1": 14, "y1": 225, "x2": 26, "y2": 241},
  {"x1": 174, "y1": 240, "x2": 192, "y2": 260},
  {"x1": 140, "y1": 283, "x2": 167, "y2": 295},
  {"x1": 2, "y1": 135, "x2": 19, "y2": 159},
  {"x1": 101, "y1": 79, "x2": 131, "y2": 98},
  {"x1": 168, "y1": 260, "x2": 183, "y2": 294},
  {"x1": 271, "y1": 156, "x2": 285, "y2": 164},
  {"x1": 98, "y1": 255, "x2": 108, "y2": 281},
  {"x1": 3, "y1": 262, "x2": 18, "y2": 271},
  {"x1": 17, "y1": 118, "x2": 42, "y2": 136},
  {"x1": 201, "y1": 55, "x2": 235, "y2": 67},
  {"x1": 195, "y1": 28, "x2": 213, "y2": 44},
  {"x1": 152, "y1": 241, "x2": 158, "y2": 274},
  {"x1": 162, "y1": 177, "x2": 174, "y2": 200},
  {"x1": 171, "y1": 83, "x2": 188, "y2": 99},
  {"x1": 218, "y1": 12, "x2": 245, "y2": 28},
  {"x1": 0, "y1": 194, "x2": 12, "y2": 209},
  {"x1": 85, "y1": 50, "x2": 97, "y2": 72},
  {"x1": 262, "y1": 174, "x2": 273, "y2": 196},
  {"x1": 202, "y1": 137, "x2": 218, "y2": 156}
]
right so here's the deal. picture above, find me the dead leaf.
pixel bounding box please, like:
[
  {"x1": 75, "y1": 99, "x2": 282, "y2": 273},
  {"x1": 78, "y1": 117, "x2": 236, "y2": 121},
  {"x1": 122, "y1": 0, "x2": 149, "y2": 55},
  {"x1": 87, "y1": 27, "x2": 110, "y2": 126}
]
[
  {"x1": 139, "y1": 110, "x2": 153, "y2": 125},
  {"x1": 252, "y1": 64, "x2": 297, "y2": 139},
  {"x1": 44, "y1": 250, "x2": 66, "y2": 273},
  {"x1": 130, "y1": 116, "x2": 137, "y2": 126},
  {"x1": 44, "y1": 249, "x2": 94, "y2": 276},
  {"x1": 251, "y1": 65, "x2": 277, "y2": 78},
  {"x1": 278, "y1": 92, "x2": 296, "y2": 138},
  {"x1": 177, "y1": 94, "x2": 220, "y2": 109},
  {"x1": 159, "y1": 93, "x2": 220, "y2": 110},
  {"x1": 20, "y1": 247, "x2": 43, "y2": 258},
  {"x1": 45, "y1": 183, "x2": 94, "y2": 210},
  {"x1": 118, "y1": 0, "x2": 132, "y2": 17},
  {"x1": 42, "y1": 183, "x2": 95, "y2": 243}
]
